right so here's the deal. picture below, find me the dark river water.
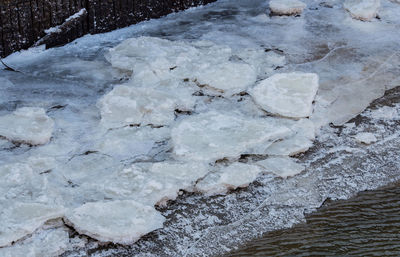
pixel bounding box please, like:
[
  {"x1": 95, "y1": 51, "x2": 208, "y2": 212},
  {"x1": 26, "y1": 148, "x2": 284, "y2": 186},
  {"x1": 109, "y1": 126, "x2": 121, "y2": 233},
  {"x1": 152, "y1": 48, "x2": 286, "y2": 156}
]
[{"x1": 229, "y1": 182, "x2": 400, "y2": 256}]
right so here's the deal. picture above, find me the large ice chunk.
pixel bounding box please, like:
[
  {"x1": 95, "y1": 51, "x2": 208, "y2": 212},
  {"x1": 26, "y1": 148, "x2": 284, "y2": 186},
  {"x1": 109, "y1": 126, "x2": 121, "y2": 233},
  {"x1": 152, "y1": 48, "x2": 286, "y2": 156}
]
[
  {"x1": 171, "y1": 111, "x2": 292, "y2": 162},
  {"x1": 269, "y1": 0, "x2": 307, "y2": 15},
  {"x1": 0, "y1": 228, "x2": 69, "y2": 257},
  {"x1": 266, "y1": 118, "x2": 316, "y2": 156},
  {"x1": 0, "y1": 107, "x2": 54, "y2": 145},
  {"x1": 195, "y1": 61, "x2": 257, "y2": 96},
  {"x1": 256, "y1": 157, "x2": 305, "y2": 178},
  {"x1": 106, "y1": 37, "x2": 259, "y2": 96},
  {"x1": 196, "y1": 162, "x2": 262, "y2": 195},
  {"x1": 65, "y1": 200, "x2": 165, "y2": 244},
  {"x1": 0, "y1": 203, "x2": 65, "y2": 247},
  {"x1": 97, "y1": 83, "x2": 195, "y2": 128},
  {"x1": 249, "y1": 73, "x2": 319, "y2": 118},
  {"x1": 94, "y1": 126, "x2": 170, "y2": 160},
  {"x1": 344, "y1": 0, "x2": 380, "y2": 21},
  {"x1": 82, "y1": 161, "x2": 209, "y2": 206}
]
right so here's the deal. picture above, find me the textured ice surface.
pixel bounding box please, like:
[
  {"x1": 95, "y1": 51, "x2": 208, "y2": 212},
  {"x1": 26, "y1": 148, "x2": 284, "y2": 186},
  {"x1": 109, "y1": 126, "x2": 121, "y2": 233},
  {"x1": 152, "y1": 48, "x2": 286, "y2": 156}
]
[
  {"x1": 106, "y1": 37, "x2": 260, "y2": 96},
  {"x1": 0, "y1": 107, "x2": 54, "y2": 145},
  {"x1": 249, "y1": 73, "x2": 319, "y2": 118},
  {"x1": 354, "y1": 132, "x2": 377, "y2": 144},
  {"x1": 98, "y1": 83, "x2": 196, "y2": 128},
  {"x1": 93, "y1": 126, "x2": 170, "y2": 159},
  {"x1": 1, "y1": 0, "x2": 400, "y2": 255},
  {"x1": 266, "y1": 118, "x2": 316, "y2": 156},
  {"x1": 269, "y1": 0, "x2": 307, "y2": 15},
  {"x1": 0, "y1": 227, "x2": 69, "y2": 257},
  {"x1": 196, "y1": 163, "x2": 262, "y2": 195},
  {"x1": 0, "y1": 203, "x2": 64, "y2": 247},
  {"x1": 65, "y1": 200, "x2": 165, "y2": 244},
  {"x1": 80, "y1": 161, "x2": 210, "y2": 206},
  {"x1": 171, "y1": 111, "x2": 292, "y2": 161},
  {"x1": 344, "y1": 0, "x2": 380, "y2": 21},
  {"x1": 256, "y1": 157, "x2": 305, "y2": 178}
]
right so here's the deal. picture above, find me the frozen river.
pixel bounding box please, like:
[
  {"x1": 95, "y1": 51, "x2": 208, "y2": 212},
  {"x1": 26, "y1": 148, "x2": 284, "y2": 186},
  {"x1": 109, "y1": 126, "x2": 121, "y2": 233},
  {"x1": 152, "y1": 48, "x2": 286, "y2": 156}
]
[{"x1": 0, "y1": 0, "x2": 400, "y2": 256}]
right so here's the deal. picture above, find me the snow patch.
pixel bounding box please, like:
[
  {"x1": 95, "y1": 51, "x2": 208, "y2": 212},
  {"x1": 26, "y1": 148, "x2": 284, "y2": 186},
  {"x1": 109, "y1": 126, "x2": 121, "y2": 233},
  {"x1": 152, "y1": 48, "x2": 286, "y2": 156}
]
[{"x1": 354, "y1": 132, "x2": 377, "y2": 144}]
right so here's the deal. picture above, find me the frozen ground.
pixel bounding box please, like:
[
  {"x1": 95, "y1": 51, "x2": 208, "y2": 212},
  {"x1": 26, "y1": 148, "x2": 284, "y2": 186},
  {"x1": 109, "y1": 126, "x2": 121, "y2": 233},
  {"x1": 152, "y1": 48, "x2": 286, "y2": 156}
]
[{"x1": 0, "y1": 0, "x2": 400, "y2": 256}]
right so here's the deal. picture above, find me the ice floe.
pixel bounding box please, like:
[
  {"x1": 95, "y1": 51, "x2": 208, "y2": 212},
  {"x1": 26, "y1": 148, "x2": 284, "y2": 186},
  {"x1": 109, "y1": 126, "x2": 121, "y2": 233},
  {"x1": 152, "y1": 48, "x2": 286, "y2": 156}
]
[
  {"x1": 269, "y1": 0, "x2": 307, "y2": 15},
  {"x1": 171, "y1": 111, "x2": 292, "y2": 162},
  {"x1": 266, "y1": 118, "x2": 316, "y2": 156},
  {"x1": 105, "y1": 37, "x2": 268, "y2": 96},
  {"x1": 344, "y1": 0, "x2": 380, "y2": 21},
  {"x1": 195, "y1": 162, "x2": 262, "y2": 195},
  {"x1": 93, "y1": 126, "x2": 170, "y2": 160},
  {"x1": 1, "y1": 0, "x2": 400, "y2": 253},
  {"x1": 97, "y1": 83, "x2": 196, "y2": 128},
  {"x1": 256, "y1": 157, "x2": 305, "y2": 178},
  {"x1": 0, "y1": 107, "x2": 54, "y2": 145},
  {"x1": 0, "y1": 203, "x2": 64, "y2": 247},
  {"x1": 80, "y1": 161, "x2": 209, "y2": 206},
  {"x1": 249, "y1": 73, "x2": 319, "y2": 118},
  {"x1": 0, "y1": 227, "x2": 69, "y2": 257},
  {"x1": 65, "y1": 200, "x2": 165, "y2": 244},
  {"x1": 354, "y1": 132, "x2": 377, "y2": 144}
]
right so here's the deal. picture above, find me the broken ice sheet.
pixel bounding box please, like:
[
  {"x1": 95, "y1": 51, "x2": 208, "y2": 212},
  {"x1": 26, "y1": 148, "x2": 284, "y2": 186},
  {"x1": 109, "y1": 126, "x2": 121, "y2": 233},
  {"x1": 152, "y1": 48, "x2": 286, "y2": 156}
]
[
  {"x1": 249, "y1": 72, "x2": 319, "y2": 118},
  {"x1": 256, "y1": 156, "x2": 305, "y2": 178},
  {"x1": 97, "y1": 82, "x2": 196, "y2": 128},
  {"x1": 93, "y1": 126, "x2": 170, "y2": 160},
  {"x1": 106, "y1": 37, "x2": 277, "y2": 96},
  {"x1": 0, "y1": 203, "x2": 65, "y2": 247},
  {"x1": 195, "y1": 162, "x2": 262, "y2": 195},
  {"x1": 171, "y1": 110, "x2": 292, "y2": 162},
  {"x1": 0, "y1": 227, "x2": 69, "y2": 257},
  {"x1": 0, "y1": 107, "x2": 54, "y2": 145},
  {"x1": 81, "y1": 161, "x2": 209, "y2": 206},
  {"x1": 65, "y1": 200, "x2": 165, "y2": 244},
  {"x1": 266, "y1": 118, "x2": 316, "y2": 156},
  {"x1": 194, "y1": 61, "x2": 257, "y2": 96}
]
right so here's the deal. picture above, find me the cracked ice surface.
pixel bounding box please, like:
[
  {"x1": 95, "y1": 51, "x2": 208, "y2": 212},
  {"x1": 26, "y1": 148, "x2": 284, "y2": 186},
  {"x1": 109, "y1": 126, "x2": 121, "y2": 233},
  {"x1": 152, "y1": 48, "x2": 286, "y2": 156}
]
[
  {"x1": 0, "y1": 227, "x2": 70, "y2": 257},
  {"x1": 0, "y1": 0, "x2": 400, "y2": 255}
]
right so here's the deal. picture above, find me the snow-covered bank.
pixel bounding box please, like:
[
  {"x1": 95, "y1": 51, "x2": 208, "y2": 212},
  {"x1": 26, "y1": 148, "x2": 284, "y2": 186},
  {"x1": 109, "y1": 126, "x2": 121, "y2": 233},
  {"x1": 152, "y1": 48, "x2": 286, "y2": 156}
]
[{"x1": 0, "y1": 0, "x2": 400, "y2": 255}]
